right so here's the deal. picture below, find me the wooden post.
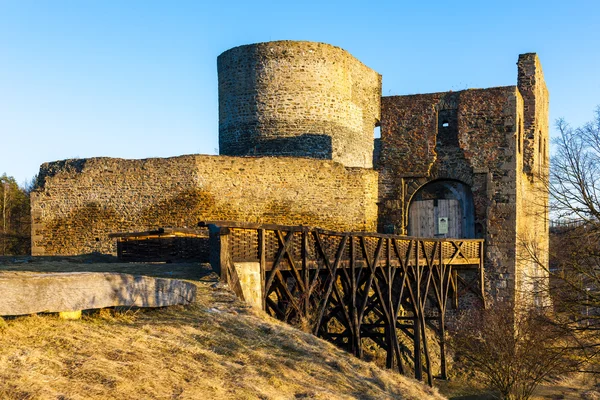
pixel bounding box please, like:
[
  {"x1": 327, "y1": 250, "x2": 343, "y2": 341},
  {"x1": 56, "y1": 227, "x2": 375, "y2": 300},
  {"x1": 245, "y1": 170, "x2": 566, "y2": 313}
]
[
  {"x1": 348, "y1": 235, "x2": 356, "y2": 357},
  {"x1": 452, "y1": 269, "x2": 459, "y2": 310},
  {"x1": 438, "y1": 242, "x2": 448, "y2": 380},
  {"x1": 439, "y1": 312, "x2": 447, "y2": 380},
  {"x1": 302, "y1": 230, "x2": 309, "y2": 315},
  {"x1": 480, "y1": 241, "x2": 486, "y2": 309},
  {"x1": 413, "y1": 315, "x2": 422, "y2": 381},
  {"x1": 259, "y1": 228, "x2": 266, "y2": 311},
  {"x1": 208, "y1": 225, "x2": 245, "y2": 301},
  {"x1": 421, "y1": 312, "x2": 433, "y2": 386},
  {"x1": 413, "y1": 239, "x2": 423, "y2": 381},
  {"x1": 385, "y1": 238, "x2": 393, "y2": 369},
  {"x1": 208, "y1": 224, "x2": 227, "y2": 281},
  {"x1": 203, "y1": 222, "x2": 486, "y2": 384}
]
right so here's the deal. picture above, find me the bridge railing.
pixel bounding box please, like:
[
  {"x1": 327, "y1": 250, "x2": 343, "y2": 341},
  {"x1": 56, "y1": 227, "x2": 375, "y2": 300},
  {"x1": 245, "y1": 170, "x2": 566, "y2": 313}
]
[
  {"x1": 201, "y1": 220, "x2": 485, "y2": 385},
  {"x1": 204, "y1": 220, "x2": 482, "y2": 265}
]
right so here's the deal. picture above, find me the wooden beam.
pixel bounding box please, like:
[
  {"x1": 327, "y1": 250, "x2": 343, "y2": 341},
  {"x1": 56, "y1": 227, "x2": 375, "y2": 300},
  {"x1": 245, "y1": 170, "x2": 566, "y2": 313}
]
[
  {"x1": 110, "y1": 227, "x2": 207, "y2": 239},
  {"x1": 199, "y1": 220, "x2": 485, "y2": 244},
  {"x1": 259, "y1": 228, "x2": 266, "y2": 311},
  {"x1": 207, "y1": 221, "x2": 485, "y2": 385}
]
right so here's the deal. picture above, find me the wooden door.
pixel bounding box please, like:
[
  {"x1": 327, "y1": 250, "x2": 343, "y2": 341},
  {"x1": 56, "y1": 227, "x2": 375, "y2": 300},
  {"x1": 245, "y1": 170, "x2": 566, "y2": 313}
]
[
  {"x1": 438, "y1": 199, "x2": 461, "y2": 238},
  {"x1": 409, "y1": 200, "x2": 435, "y2": 237},
  {"x1": 408, "y1": 199, "x2": 462, "y2": 238}
]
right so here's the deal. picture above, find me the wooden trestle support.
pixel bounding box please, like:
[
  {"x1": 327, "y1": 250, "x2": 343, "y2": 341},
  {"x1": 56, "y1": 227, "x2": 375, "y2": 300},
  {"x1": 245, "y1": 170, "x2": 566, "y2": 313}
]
[{"x1": 203, "y1": 221, "x2": 486, "y2": 385}]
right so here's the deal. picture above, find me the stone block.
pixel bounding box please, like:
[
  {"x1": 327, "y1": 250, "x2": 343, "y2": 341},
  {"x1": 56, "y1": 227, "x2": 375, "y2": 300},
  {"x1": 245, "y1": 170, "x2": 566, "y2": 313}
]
[{"x1": 0, "y1": 272, "x2": 197, "y2": 316}]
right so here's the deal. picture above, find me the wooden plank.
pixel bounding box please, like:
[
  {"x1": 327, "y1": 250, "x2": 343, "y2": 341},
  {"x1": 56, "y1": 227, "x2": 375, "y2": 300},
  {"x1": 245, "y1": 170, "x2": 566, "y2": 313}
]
[
  {"x1": 274, "y1": 270, "x2": 301, "y2": 315},
  {"x1": 200, "y1": 220, "x2": 310, "y2": 232},
  {"x1": 357, "y1": 237, "x2": 383, "y2": 323},
  {"x1": 414, "y1": 311, "x2": 422, "y2": 381},
  {"x1": 480, "y1": 241, "x2": 487, "y2": 309},
  {"x1": 259, "y1": 258, "x2": 480, "y2": 273},
  {"x1": 449, "y1": 199, "x2": 462, "y2": 238},
  {"x1": 302, "y1": 231, "x2": 309, "y2": 313},
  {"x1": 207, "y1": 222, "x2": 485, "y2": 385},
  {"x1": 350, "y1": 236, "x2": 362, "y2": 358},
  {"x1": 259, "y1": 229, "x2": 266, "y2": 311},
  {"x1": 419, "y1": 311, "x2": 434, "y2": 386},
  {"x1": 438, "y1": 199, "x2": 447, "y2": 237},
  {"x1": 199, "y1": 221, "x2": 485, "y2": 243},
  {"x1": 110, "y1": 227, "x2": 207, "y2": 239},
  {"x1": 439, "y1": 311, "x2": 448, "y2": 380},
  {"x1": 435, "y1": 199, "x2": 461, "y2": 239},
  {"x1": 208, "y1": 225, "x2": 227, "y2": 280},
  {"x1": 226, "y1": 259, "x2": 246, "y2": 302},
  {"x1": 409, "y1": 200, "x2": 434, "y2": 238}
]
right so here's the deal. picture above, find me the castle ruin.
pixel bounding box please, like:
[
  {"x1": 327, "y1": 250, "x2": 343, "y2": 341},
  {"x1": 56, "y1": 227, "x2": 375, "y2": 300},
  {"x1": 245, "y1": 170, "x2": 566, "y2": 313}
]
[{"x1": 31, "y1": 41, "x2": 549, "y2": 306}]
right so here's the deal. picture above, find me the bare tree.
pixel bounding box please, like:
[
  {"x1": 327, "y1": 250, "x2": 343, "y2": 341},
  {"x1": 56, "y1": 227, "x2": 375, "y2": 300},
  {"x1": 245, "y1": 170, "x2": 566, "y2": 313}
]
[
  {"x1": 551, "y1": 107, "x2": 600, "y2": 223},
  {"x1": 2, "y1": 181, "x2": 8, "y2": 254},
  {"x1": 544, "y1": 106, "x2": 600, "y2": 370},
  {"x1": 449, "y1": 302, "x2": 578, "y2": 400},
  {"x1": 0, "y1": 174, "x2": 31, "y2": 255}
]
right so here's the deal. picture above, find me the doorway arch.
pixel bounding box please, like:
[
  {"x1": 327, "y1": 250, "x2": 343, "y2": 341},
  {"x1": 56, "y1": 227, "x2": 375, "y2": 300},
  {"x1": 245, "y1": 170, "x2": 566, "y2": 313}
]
[{"x1": 408, "y1": 180, "x2": 475, "y2": 238}]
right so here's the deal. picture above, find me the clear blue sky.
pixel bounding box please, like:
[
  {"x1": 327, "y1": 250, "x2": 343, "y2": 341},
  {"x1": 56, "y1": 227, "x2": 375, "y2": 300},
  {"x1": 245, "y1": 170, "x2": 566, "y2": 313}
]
[{"x1": 1, "y1": 0, "x2": 599, "y2": 185}]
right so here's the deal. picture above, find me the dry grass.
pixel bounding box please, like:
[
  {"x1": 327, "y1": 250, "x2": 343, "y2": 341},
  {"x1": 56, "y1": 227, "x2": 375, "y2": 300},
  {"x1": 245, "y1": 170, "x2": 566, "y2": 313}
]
[
  {"x1": 435, "y1": 370, "x2": 598, "y2": 400},
  {"x1": 0, "y1": 258, "x2": 444, "y2": 400}
]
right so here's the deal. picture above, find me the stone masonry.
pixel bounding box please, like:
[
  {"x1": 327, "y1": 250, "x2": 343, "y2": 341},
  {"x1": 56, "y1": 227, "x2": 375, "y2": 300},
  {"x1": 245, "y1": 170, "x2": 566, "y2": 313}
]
[
  {"x1": 377, "y1": 54, "x2": 549, "y2": 306},
  {"x1": 31, "y1": 155, "x2": 377, "y2": 255},
  {"x1": 218, "y1": 41, "x2": 381, "y2": 169},
  {"x1": 31, "y1": 42, "x2": 549, "y2": 306}
]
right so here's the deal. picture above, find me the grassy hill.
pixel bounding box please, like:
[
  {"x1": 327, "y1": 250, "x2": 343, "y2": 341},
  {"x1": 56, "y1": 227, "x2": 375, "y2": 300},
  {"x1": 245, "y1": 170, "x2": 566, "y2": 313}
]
[{"x1": 0, "y1": 257, "x2": 444, "y2": 400}]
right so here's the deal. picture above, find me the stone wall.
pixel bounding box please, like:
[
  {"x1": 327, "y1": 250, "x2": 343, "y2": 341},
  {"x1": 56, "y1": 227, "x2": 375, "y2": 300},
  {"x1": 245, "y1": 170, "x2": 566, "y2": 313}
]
[
  {"x1": 515, "y1": 54, "x2": 550, "y2": 309},
  {"x1": 378, "y1": 85, "x2": 532, "y2": 303},
  {"x1": 218, "y1": 41, "x2": 381, "y2": 168},
  {"x1": 30, "y1": 43, "x2": 550, "y2": 310},
  {"x1": 31, "y1": 155, "x2": 378, "y2": 256},
  {"x1": 518, "y1": 53, "x2": 550, "y2": 178}
]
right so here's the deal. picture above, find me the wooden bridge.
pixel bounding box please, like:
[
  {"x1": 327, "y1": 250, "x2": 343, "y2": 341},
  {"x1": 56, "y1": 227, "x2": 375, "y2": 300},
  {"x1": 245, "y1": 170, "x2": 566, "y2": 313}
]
[{"x1": 202, "y1": 221, "x2": 485, "y2": 385}]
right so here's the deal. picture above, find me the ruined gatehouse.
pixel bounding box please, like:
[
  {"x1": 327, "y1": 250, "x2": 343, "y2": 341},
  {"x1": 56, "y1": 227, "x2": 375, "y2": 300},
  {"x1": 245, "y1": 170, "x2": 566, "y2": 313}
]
[{"x1": 30, "y1": 41, "x2": 549, "y2": 307}]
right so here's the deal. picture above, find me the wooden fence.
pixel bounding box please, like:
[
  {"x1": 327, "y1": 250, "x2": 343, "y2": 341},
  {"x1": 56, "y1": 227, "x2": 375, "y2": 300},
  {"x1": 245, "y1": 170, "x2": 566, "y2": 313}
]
[{"x1": 109, "y1": 228, "x2": 209, "y2": 262}]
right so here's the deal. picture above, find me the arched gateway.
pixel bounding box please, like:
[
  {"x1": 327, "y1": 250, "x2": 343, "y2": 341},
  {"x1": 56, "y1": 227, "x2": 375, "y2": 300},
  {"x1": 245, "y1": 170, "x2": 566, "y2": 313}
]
[{"x1": 408, "y1": 180, "x2": 475, "y2": 239}]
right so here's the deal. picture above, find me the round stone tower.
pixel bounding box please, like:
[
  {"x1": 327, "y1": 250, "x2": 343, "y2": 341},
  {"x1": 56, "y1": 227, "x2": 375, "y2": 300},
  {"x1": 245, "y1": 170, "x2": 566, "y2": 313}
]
[{"x1": 217, "y1": 41, "x2": 381, "y2": 168}]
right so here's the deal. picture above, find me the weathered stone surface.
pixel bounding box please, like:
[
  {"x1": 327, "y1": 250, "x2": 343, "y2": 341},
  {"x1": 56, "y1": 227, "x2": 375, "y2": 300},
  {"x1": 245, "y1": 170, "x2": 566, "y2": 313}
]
[
  {"x1": 29, "y1": 41, "x2": 550, "y2": 309},
  {"x1": 233, "y1": 262, "x2": 262, "y2": 309},
  {"x1": 0, "y1": 272, "x2": 197, "y2": 316},
  {"x1": 59, "y1": 310, "x2": 82, "y2": 320},
  {"x1": 515, "y1": 54, "x2": 550, "y2": 309},
  {"x1": 31, "y1": 155, "x2": 378, "y2": 256},
  {"x1": 378, "y1": 54, "x2": 549, "y2": 306},
  {"x1": 218, "y1": 41, "x2": 381, "y2": 168}
]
